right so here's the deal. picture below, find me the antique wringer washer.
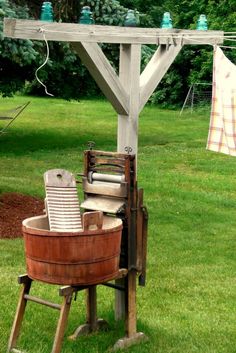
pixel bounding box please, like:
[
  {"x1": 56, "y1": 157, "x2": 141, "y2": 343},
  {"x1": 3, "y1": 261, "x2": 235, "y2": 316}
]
[
  {"x1": 79, "y1": 148, "x2": 148, "y2": 348},
  {"x1": 8, "y1": 148, "x2": 148, "y2": 353}
]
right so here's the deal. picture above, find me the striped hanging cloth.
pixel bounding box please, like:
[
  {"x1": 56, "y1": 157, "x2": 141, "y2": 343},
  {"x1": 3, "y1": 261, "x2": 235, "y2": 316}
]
[{"x1": 207, "y1": 46, "x2": 236, "y2": 156}]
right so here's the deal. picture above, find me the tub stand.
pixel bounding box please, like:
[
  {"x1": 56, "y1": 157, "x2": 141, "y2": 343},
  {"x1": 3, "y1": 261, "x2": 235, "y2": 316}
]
[
  {"x1": 8, "y1": 269, "x2": 128, "y2": 353},
  {"x1": 8, "y1": 274, "x2": 74, "y2": 353},
  {"x1": 8, "y1": 275, "x2": 104, "y2": 353}
]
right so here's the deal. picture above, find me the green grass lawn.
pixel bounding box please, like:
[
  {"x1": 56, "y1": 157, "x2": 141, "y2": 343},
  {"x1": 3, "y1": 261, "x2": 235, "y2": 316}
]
[{"x1": 0, "y1": 96, "x2": 235, "y2": 353}]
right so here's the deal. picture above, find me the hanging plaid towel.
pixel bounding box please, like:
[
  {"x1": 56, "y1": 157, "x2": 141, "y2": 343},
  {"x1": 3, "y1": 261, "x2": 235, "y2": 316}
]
[{"x1": 207, "y1": 47, "x2": 236, "y2": 156}]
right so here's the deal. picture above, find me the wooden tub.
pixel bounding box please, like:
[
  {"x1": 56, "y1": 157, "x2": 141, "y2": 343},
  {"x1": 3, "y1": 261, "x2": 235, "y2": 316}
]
[{"x1": 22, "y1": 214, "x2": 122, "y2": 285}]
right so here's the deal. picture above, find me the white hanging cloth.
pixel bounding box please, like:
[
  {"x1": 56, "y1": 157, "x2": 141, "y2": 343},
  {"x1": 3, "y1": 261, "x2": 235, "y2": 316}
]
[{"x1": 207, "y1": 46, "x2": 236, "y2": 156}]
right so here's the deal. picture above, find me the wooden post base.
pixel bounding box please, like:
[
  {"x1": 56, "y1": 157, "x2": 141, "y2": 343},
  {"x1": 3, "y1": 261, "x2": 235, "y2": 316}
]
[
  {"x1": 69, "y1": 285, "x2": 109, "y2": 340},
  {"x1": 112, "y1": 332, "x2": 148, "y2": 351},
  {"x1": 69, "y1": 318, "x2": 109, "y2": 340}
]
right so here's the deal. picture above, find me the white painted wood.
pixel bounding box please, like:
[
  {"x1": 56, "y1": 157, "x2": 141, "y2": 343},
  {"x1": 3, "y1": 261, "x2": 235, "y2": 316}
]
[
  {"x1": 117, "y1": 44, "x2": 141, "y2": 155},
  {"x1": 139, "y1": 44, "x2": 182, "y2": 112},
  {"x1": 72, "y1": 42, "x2": 129, "y2": 115},
  {"x1": 115, "y1": 44, "x2": 141, "y2": 321},
  {"x1": 4, "y1": 19, "x2": 224, "y2": 45},
  {"x1": 81, "y1": 196, "x2": 125, "y2": 213}
]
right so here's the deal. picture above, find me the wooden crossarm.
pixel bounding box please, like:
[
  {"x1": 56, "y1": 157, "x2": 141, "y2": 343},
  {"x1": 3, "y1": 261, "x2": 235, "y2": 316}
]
[{"x1": 4, "y1": 19, "x2": 224, "y2": 45}]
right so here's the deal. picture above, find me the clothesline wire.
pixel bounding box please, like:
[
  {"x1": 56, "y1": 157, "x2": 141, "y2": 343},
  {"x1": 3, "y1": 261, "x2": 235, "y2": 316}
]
[
  {"x1": 36, "y1": 28, "x2": 236, "y2": 57},
  {"x1": 179, "y1": 36, "x2": 236, "y2": 49},
  {"x1": 223, "y1": 37, "x2": 236, "y2": 42},
  {"x1": 34, "y1": 28, "x2": 236, "y2": 95},
  {"x1": 219, "y1": 45, "x2": 236, "y2": 50},
  {"x1": 39, "y1": 26, "x2": 224, "y2": 39},
  {"x1": 35, "y1": 30, "x2": 54, "y2": 97},
  {"x1": 38, "y1": 27, "x2": 236, "y2": 48},
  {"x1": 39, "y1": 25, "x2": 236, "y2": 37},
  {"x1": 38, "y1": 25, "x2": 236, "y2": 35},
  {"x1": 37, "y1": 25, "x2": 236, "y2": 37}
]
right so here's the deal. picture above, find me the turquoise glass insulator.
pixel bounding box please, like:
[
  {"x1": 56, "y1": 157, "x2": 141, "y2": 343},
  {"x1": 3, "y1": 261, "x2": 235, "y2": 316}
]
[
  {"x1": 161, "y1": 12, "x2": 173, "y2": 29},
  {"x1": 124, "y1": 9, "x2": 138, "y2": 27},
  {"x1": 79, "y1": 6, "x2": 94, "y2": 24},
  {"x1": 197, "y1": 14, "x2": 208, "y2": 30},
  {"x1": 40, "y1": 1, "x2": 53, "y2": 22}
]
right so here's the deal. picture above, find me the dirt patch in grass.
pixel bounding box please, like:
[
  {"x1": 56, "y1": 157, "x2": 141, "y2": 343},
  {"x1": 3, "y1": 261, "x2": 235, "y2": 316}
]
[{"x1": 0, "y1": 193, "x2": 44, "y2": 239}]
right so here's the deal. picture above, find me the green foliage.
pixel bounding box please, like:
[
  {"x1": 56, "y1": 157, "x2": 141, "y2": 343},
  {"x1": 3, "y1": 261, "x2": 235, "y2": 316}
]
[
  {"x1": 26, "y1": 0, "x2": 150, "y2": 100},
  {"x1": 81, "y1": 0, "x2": 128, "y2": 26},
  {"x1": 27, "y1": 41, "x2": 100, "y2": 100},
  {"x1": 2, "y1": 0, "x2": 236, "y2": 104},
  {"x1": 120, "y1": 0, "x2": 236, "y2": 107},
  {"x1": 0, "y1": 0, "x2": 97, "y2": 99},
  {"x1": 0, "y1": 0, "x2": 38, "y2": 96},
  {"x1": 150, "y1": 70, "x2": 184, "y2": 108},
  {"x1": 135, "y1": 0, "x2": 236, "y2": 106}
]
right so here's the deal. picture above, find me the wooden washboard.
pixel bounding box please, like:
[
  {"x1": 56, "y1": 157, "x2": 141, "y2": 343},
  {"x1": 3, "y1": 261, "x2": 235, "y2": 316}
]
[{"x1": 44, "y1": 169, "x2": 83, "y2": 232}]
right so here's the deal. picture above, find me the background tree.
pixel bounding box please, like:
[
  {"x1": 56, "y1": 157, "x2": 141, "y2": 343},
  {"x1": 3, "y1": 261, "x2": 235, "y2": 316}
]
[
  {"x1": 1, "y1": 0, "x2": 235, "y2": 105},
  {"x1": 27, "y1": 0, "x2": 131, "y2": 99},
  {"x1": 0, "y1": 0, "x2": 38, "y2": 96},
  {"x1": 119, "y1": 0, "x2": 236, "y2": 106}
]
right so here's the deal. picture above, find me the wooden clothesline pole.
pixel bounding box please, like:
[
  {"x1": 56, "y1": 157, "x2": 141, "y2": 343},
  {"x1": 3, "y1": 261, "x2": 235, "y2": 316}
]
[{"x1": 3, "y1": 18, "x2": 224, "y2": 340}]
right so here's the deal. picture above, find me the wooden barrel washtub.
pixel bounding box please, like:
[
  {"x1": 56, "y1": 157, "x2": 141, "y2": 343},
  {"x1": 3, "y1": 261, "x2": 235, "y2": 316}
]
[{"x1": 22, "y1": 214, "x2": 122, "y2": 285}]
